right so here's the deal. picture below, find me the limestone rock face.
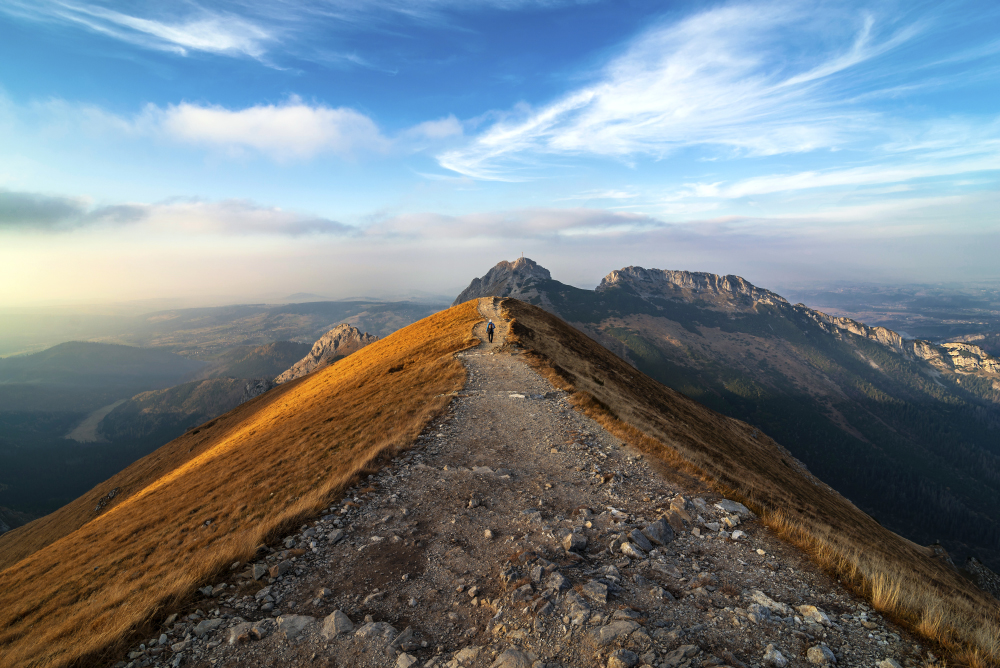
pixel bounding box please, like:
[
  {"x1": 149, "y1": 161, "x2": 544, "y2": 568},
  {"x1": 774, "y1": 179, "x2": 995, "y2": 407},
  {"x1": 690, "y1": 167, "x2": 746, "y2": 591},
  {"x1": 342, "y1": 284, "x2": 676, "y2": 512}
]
[
  {"x1": 453, "y1": 257, "x2": 552, "y2": 306},
  {"x1": 274, "y1": 324, "x2": 378, "y2": 384},
  {"x1": 242, "y1": 378, "x2": 275, "y2": 403},
  {"x1": 966, "y1": 556, "x2": 1000, "y2": 600},
  {"x1": 597, "y1": 267, "x2": 788, "y2": 308}
]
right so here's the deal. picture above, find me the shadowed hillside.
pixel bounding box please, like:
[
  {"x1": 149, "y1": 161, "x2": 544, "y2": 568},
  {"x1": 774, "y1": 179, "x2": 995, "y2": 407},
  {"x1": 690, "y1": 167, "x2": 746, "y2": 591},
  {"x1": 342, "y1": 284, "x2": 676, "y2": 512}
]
[{"x1": 0, "y1": 302, "x2": 480, "y2": 668}]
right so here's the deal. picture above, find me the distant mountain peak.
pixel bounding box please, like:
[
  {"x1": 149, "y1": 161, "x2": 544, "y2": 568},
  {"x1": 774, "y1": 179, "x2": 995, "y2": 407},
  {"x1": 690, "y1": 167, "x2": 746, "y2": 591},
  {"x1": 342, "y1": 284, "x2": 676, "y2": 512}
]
[
  {"x1": 598, "y1": 266, "x2": 788, "y2": 307},
  {"x1": 274, "y1": 324, "x2": 378, "y2": 384},
  {"x1": 453, "y1": 257, "x2": 552, "y2": 306}
]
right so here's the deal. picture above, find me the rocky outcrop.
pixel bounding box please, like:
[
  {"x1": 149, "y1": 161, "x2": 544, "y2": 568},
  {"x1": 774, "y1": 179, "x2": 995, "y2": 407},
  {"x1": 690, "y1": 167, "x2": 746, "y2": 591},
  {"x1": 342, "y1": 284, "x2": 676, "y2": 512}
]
[
  {"x1": 242, "y1": 379, "x2": 276, "y2": 403},
  {"x1": 452, "y1": 257, "x2": 552, "y2": 306},
  {"x1": 274, "y1": 325, "x2": 378, "y2": 385},
  {"x1": 597, "y1": 267, "x2": 788, "y2": 308},
  {"x1": 965, "y1": 557, "x2": 1000, "y2": 600}
]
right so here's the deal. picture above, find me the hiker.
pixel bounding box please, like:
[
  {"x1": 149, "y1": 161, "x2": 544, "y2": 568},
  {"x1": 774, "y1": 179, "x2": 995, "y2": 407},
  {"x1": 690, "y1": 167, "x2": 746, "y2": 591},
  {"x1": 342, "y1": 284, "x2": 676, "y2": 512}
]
[{"x1": 487, "y1": 319, "x2": 495, "y2": 343}]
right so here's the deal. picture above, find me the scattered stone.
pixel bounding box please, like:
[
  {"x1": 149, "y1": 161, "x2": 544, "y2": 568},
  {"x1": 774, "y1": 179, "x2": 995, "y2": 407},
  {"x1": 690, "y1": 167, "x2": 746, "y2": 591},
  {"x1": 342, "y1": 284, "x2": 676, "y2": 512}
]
[
  {"x1": 198, "y1": 585, "x2": 214, "y2": 597},
  {"x1": 608, "y1": 649, "x2": 639, "y2": 668},
  {"x1": 397, "y1": 653, "x2": 419, "y2": 668},
  {"x1": 269, "y1": 560, "x2": 293, "y2": 578},
  {"x1": 628, "y1": 529, "x2": 653, "y2": 552},
  {"x1": 588, "y1": 620, "x2": 639, "y2": 647},
  {"x1": 546, "y1": 571, "x2": 570, "y2": 591},
  {"x1": 355, "y1": 621, "x2": 399, "y2": 642},
  {"x1": 485, "y1": 529, "x2": 494, "y2": 540},
  {"x1": 321, "y1": 610, "x2": 354, "y2": 638},
  {"x1": 764, "y1": 644, "x2": 789, "y2": 668},
  {"x1": 490, "y1": 647, "x2": 534, "y2": 668},
  {"x1": 581, "y1": 581, "x2": 609, "y2": 604},
  {"x1": 798, "y1": 605, "x2": 832, "y2": 626},
  {"x1": 878, "y1": 660, "x2": 902, "y2": 668},
  {"x1": 277, "y1": 615, "x2": 316, "y2": 640},
  {"x1": 806, "y1": 645, "x2": 837, "y2": 665},
  {"x1": 251, "y1": 564, "x2": 268, "y2": 580},
  {"x1": 454, "y1": 646, "x2": 482, "y2": 664},
  {"x1": 641, "y1": 519, "x2": 674, "y2": 546},
  {"x1": 193, "y1": 619, "x2": 224, "y2": 639},
  {"x1": 620, "y1": 542, "x2": 646, "y2": 559},
  {"x1": 663, "y1": 645, "x2": 699, "y2": 667},
  {"x1": 563, "y1": 532, "x2": 587, "y2": 552},
  {"x1": 751, "y1": 590, "x2": 793, "y2": 616},
  {"x1": 715, "y1": 499, "x2": 752, "y2": 518}
]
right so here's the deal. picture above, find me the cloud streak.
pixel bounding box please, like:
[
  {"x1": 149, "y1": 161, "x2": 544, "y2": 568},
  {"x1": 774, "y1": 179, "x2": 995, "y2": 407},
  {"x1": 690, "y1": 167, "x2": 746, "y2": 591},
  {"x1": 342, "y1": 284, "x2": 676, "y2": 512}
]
[
  {"x1": 437, "y1": 2, "x2": 923, "y2": 179},
  {"x1": 1, "y1": 1, "x2": 275, "y2": 59}
]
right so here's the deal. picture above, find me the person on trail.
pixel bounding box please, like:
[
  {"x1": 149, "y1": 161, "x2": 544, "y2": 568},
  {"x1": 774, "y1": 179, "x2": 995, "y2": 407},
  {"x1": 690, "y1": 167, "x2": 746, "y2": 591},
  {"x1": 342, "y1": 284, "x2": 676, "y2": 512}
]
[{"x1": 487, "y1": 319, "x2": 496, "y2": 343}]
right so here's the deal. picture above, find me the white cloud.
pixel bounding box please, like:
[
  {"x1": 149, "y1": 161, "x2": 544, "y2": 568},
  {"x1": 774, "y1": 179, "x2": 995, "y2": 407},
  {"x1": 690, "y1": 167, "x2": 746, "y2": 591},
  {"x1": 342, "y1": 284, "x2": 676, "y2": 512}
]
[
  {"x1": 158, "y1": 98, "x2": 391, "y2": 160},
  {"x1": 438, "y1": 2, "x2": 919, "y2": 179},
  {"x1": 2, "y1": 1, "x2": 275, "y2": 59}
]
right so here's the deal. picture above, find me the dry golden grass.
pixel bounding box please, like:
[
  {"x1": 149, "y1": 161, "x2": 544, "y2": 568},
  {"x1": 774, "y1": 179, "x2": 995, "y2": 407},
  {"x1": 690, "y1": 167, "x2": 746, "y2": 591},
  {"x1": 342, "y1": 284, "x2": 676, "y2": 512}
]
[
  {"x1": 503, "y1": 298, "x2": 1000, "y2": 666},
  {"x1": 0, "y1": 301, "x2": 480, "y2": 668}
]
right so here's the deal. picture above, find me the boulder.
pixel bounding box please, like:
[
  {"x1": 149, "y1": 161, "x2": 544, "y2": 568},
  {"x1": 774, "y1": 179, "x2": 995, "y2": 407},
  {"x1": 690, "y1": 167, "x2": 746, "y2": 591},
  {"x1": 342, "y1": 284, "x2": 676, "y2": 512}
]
[
  {"x1": 277, "y1": 614, "x2": 316, "y2": 640},
  {"x1": 764, "y1": 644, "x2": 789, "y2": 668},
  {"x1": 192, "y1": 619, "x2": 223, "y2": 639},
  {"x1": 629, "y1": 529, "x2": 653, "y2": 552},
  {"x1": 608, "y1": 649, "x2": 639, "y2": 668},
  {"x1": 588, "y1": 621, "x2": 639, "y2": 647},
  {"x1": 715, "y1": 499, "x2": 752, "y2": 518},
  {"x1": 320, "y1": 610, "x2": 354, "y2": 638},
  {"x1": 807, "y1": 645, "x2": 837, "y2": 665},
  {"x1": 490, "y1": 647, "x2": 535, "y2": 668},
  {"x1": 641, "y1": 519, "x2": 674, "y2": 546}
]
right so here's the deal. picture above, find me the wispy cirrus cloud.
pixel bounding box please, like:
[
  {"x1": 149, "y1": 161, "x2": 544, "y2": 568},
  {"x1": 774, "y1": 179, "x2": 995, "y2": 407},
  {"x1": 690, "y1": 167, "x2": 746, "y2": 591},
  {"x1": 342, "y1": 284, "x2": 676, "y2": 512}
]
[
  {"x1": 1, "y1": 1, "x2": 276, "y2": 59},
  {"x1": 437, "y1": 2, "x2": 927, "y2": 180}
]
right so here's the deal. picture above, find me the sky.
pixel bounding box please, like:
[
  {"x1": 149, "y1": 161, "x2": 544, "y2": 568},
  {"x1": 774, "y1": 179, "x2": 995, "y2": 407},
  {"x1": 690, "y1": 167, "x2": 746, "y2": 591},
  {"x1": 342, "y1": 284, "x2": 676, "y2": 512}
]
[{"x1": 1, "y1": 0, "x2": 999, "y2": 306}]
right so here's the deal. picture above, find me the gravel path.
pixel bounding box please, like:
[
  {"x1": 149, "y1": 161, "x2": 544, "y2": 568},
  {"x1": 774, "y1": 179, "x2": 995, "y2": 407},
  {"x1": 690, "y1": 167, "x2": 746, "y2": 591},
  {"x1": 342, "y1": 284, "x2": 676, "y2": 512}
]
[{"x1": 114, "y1": 299, "x2": 928, "y2": 668}]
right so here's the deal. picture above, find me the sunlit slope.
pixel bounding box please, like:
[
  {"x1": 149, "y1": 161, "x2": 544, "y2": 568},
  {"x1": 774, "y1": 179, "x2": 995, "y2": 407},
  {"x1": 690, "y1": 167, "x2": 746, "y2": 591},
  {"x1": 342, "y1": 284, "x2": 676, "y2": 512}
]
[
  {"x1": 504, "y1": 298, "x2": 1000, "y2": 664},
  {"x1": 0, "y1": 301, "x2": 479, "y2": 668}
]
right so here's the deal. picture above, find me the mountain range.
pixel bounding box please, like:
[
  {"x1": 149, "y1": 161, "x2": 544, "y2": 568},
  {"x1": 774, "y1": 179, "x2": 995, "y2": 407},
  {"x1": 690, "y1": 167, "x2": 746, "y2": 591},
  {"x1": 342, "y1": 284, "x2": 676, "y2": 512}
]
[
  {"x1": 1, "y1": 296, "x2": 997, "y2": 668},
  {"x1": 457, "y1": 258, "x2": 1000, "y2": 572}
]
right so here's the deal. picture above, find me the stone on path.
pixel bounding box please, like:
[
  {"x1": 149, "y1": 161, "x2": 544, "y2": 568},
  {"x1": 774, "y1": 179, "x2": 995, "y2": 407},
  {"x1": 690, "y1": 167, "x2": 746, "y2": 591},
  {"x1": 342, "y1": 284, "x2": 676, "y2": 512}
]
[
  {"x1": 641, "y1": 519, "x2": 674, "y2": 546},
  {"x1": 764, "y1": 644, "x2": 789, "y2": 668},
  {"x1": 620, "y1": 542, "x2": 646, "y2": 559},
  {"x1": 628, "y1": 528, "x2": 653, "y2": 552},
  {"x1": 277, "y1": 615, "x2": 316, "y2": 640},
  {"x1": 878, "y1": 660, "x2": 902, "y2": 668},
  {"x1": 608, "y1": 649, "x2": 639, "y2": 668},
  {"x1": 807, "y1": 645, "x2": 837, "y2": 665},
  {"x1": 490, "y1": 648, "x2": 534, "y2": 668},
  {"x1": 563, "y1": 532, "x2": 587, "y2": 552},
  {"x1": 588, "y1": 621, "x2": 639, "y2": 647},
  {"x1": 396, "y1": 654, "x2": 419, "y2": 668},
  {"x1": 320, "y1": 610, "x2": 354, "y2": 638},
  {"x1": 715, "y1": 499, "x2": 752, "y2": 518},
  {"x1": 192, "y1": 619, "x2": 224, "y2": 639},
  {"x1": 662, "y1": 645, "x2": 699, "y2": 668}
]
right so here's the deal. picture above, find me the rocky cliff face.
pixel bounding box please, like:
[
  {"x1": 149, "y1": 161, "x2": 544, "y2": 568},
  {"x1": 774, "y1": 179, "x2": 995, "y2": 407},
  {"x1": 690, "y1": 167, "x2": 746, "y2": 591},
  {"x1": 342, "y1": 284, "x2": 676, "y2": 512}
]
[
  {"x1": 452, "y1": 257, "x2": 552, "y2": 306},
  {"x1": 274, "y1": 325, "x2": 378, "y2": 385},
  {"x1": 242, "y1": 379, "x2": 276, "y2": 403},
  {"x1": 597, "y1": 267, "x2": 789, "y2": 309}
]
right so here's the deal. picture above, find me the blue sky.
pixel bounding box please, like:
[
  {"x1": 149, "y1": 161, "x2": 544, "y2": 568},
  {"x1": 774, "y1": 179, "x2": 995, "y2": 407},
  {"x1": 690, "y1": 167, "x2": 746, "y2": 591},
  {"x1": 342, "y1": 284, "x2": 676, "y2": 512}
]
[{"x1": 1, "y1": 0, "x2": 998, "y2": 305}]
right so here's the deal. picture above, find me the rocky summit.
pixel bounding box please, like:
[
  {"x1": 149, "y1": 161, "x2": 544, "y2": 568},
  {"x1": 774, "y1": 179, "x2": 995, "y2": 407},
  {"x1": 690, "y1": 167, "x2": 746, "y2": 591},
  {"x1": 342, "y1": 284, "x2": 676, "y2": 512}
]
[
  {"x1": 275, "y1": 324, "x2": 379, "y2": 384},
  {"x1": 110, "y1": 299, "x2": 932, "y2": 668},
  {"x1": 453, "y1": 258, "x2": 552, "y2": 307}
]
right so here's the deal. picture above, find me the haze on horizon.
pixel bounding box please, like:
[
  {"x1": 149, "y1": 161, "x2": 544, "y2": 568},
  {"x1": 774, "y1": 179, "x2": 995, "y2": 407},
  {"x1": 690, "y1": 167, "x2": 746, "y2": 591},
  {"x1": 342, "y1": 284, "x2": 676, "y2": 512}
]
[{"x1": 1, "y1": 0, "x2": 999, "y2": 307}]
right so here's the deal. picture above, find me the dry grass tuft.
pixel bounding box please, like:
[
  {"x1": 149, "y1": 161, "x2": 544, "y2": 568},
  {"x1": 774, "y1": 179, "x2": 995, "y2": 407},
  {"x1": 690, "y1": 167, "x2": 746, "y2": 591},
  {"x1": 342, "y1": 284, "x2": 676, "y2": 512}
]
[
  {"x1": 0, "y1": 301, "x2": 481, "y2": 668},
  {"x1": 502, "y1": 298, "x2": 1000, "y2": 666}
]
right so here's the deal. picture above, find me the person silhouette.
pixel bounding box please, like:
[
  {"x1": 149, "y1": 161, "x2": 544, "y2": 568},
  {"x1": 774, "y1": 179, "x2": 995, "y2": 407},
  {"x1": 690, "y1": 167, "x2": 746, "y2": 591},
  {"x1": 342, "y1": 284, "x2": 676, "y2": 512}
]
[{"x1": 487, "y1": 320, "x2": 495, "y2": 343}]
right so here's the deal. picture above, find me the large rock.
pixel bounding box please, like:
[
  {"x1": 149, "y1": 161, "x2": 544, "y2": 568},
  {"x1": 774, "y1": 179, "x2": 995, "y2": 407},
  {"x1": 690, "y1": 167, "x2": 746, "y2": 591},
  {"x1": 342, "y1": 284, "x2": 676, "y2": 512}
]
[
  {"x1": 641, "y1": 519, "x2": 674, "y2": 546},
  {"x1": 608, "y1": 649, "x2": 639, "y2": 668},
  {"x1": 587, "y1": 620, "x2": 639, "y2": 647},
  {"x1": 453, "y1": 258, "x2": 552, "y2": 306},
  {"x1": 750, "y1": 590, "x2": 793, "y2": 616},
  {"x1": 241, "y1": 378, "x2": 275, "y2": 403},
  {"x1": 807, "y1": 645, "x2": 837, "y2": 665},
  {"x1": 277, "y1": 614, "x2": 316, "y2": 640},
  {"x1": 715, "y1": 499, "x2": 752, "y2": 518},
  {"x1": 490, "y1": 648, "x2": 535, "y2": 668},
  {"x1": 274, "y1": 324, "x2": 378, "y2": 384},
  {"x1": 192, "y1": 618, "x2": 224, "y2": 639},
  {"x1": 320, "y1": 610, "x2": 354, "y2": 638},
  {"x1": 355, "y1": 621, "x2": 398, "y2": 643},
  {"x1": 629, "y1": 529, "x2": 653, "y2": 552},
  {"x1": 764, "y1": 644, "x2": 789, "y2": 667}
]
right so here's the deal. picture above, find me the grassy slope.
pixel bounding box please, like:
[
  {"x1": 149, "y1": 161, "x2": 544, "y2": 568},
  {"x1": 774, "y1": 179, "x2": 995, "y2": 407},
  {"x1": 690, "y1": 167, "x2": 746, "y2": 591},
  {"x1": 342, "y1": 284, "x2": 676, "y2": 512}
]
[
  {"x1": 0, "y1": 301, "x2": 480, "y2": 668},
  {"x1": 504, "y1": 299, "x2": 1000, "y2": 666}
]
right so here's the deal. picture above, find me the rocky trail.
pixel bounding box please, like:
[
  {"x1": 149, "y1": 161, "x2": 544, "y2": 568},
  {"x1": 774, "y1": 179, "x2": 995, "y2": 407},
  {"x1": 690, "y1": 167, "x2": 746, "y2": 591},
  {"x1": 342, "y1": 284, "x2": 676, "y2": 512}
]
[{"x1": 113, "y1": 299, "x2": 934, "y2": 668}]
